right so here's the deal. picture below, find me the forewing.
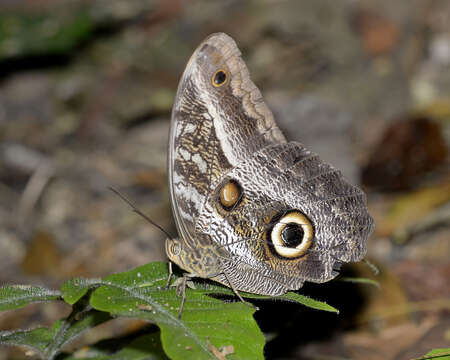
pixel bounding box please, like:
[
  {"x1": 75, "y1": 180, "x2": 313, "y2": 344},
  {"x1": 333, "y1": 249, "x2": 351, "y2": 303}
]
[{"x1": 168, "y1": 33, "x2": 285, "y2": 246}]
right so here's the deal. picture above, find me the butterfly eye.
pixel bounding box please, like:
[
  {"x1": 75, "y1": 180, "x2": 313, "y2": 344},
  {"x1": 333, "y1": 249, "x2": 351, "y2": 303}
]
[
  {"x1": 270, "y1": 211, "x2": 313, "y2": 258},
  {"x1": 212, "y1": 69, "x2": 228, "y2": 87},
  {"x1": 165, "y1": 238, "x2": 181, "y2": 257},
  {"x1": 219, "y1": 179, "x2": 242, "y2": 210}
]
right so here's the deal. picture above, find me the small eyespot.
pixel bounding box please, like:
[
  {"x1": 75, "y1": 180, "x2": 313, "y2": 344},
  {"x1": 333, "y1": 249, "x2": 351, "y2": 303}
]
[
  {"x1": 219, "y1": 179, "x2": 242, "y2": 210},
  {"x1": 270, "y1": 211, "x2": 313, "y2": 258},
  {"x1": 212, "y1": 69, "x2": 228, "y2": 87}
]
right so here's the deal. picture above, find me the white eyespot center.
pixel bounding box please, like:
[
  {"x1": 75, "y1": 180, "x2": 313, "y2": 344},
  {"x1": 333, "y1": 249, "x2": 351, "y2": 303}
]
[{"x1": 271, "y1": 212, "x2": 313, "y2": 258}]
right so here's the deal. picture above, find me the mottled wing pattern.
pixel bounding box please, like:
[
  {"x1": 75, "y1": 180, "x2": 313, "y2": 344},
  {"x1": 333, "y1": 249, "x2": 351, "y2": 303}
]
[
  {"x1": 169, "y1": 33, "x2": 284, "y2": 251},
  {"x1": 168, "y1": 33, "x2": 374, "y2": 295},
  {"x1": 200, "y1": 142, "x2": 372, "y2": 294}
]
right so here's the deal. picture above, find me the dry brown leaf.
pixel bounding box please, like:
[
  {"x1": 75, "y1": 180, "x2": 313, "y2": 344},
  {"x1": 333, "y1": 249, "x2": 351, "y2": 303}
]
[{"x1": 206, "y1": 338, "x2": 235, "y2": 360}]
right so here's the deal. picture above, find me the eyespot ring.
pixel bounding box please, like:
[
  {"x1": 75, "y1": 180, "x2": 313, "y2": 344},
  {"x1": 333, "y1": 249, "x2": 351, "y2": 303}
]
[
  {"x1": 218, "y1": 179, "x2": 242, "y2": 210},
  {"x1": 269, "y1": 211, "x2": 314, "y2": 258},
  {"x1": 212, "y1": 69, "x2": 228, "y2": 87}
]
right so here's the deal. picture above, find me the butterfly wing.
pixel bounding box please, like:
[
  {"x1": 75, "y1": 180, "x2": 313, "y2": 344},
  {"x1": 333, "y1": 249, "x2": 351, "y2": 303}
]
[
  {"x1": 168, "y1": 33, "x2": 374, "y2": 294},
  {"x1": 169, "y1": 33, "x2": 285, "y2": 251}
]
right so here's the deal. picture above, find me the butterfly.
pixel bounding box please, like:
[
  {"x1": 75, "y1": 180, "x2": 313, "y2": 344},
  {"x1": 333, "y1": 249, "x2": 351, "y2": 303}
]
[{"x1": 166, "y1": 33, "x2": 374, "y2": 310}]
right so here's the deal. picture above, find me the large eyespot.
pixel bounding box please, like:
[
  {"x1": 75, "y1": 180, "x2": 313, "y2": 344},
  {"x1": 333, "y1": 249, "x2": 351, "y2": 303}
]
[
  {"x1": 270, "y1": 211, "x2": 313, "y2": 258},
  {"x1": 219, "y1": 179, "x2": 242, "y2": 210},
  {"x1": 212, "y1": 69, "x2": 228, "y2": 87}
]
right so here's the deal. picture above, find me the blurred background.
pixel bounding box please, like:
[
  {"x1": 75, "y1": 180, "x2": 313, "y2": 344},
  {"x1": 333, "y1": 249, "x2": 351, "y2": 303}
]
[{"x1": 0, "y1": 0, "x2": 449, "y2": 359}]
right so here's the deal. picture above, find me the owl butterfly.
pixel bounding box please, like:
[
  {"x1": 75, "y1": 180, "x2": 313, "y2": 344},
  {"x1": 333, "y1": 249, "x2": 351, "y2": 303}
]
[{"x1": 166, "y1": 33, "x2": 373, "y2": 304}]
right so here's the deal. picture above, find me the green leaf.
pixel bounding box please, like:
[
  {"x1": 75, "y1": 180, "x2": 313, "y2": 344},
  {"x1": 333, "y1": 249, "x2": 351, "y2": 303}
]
[
  {"x1": 61, "y1": 278, "x2": 102, "y2": 304},
  {"x1": 416, "y1": 348, "x2": 450, "y2": 360},
  {"x1": 90, "y1": 262, "x2": 265, "y2": 360},
  {"x1": 0, "y1": 285, "x2": 60, "y2": 311},
  {"x1": 45, "y1": 310, "x2": 111, "y2": 359},
  {"x1": 0, "y1": 263, "x2": 342, "y2": 359},
  {"x1": 273, "y1": 292, "x2": 339, "y2": 313},
  {"x1": 338, "y1": 277, "x2": 381, "y2": 289},
  {"x1": 103, "y1": 333, "x2": 170, "y2": 360},
  {"x1": 0, "y1": 290, "x2": 111, "y2": 359},
  {"x1": 59, "y1": 332, "x2": 169, "y2": 360},
  {"x1": 196, "y1": 283, "x2": 339, "y2": 313},
  {"x1": 0, "y1": 327, "x2": 53, "y2": 356}
]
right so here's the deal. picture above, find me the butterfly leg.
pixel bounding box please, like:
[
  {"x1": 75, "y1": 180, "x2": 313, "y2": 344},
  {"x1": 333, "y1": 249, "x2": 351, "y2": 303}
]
[
  {"x1": 177, "y1": 274, "x2": 187, "y2": 319},
  {"x1": 172, "y1": 272, "x2": 197, "y2": 319},
  {"x1": 221, "y1": 268, "x2": 259, "y2": 311},
  {"x1": 165, "y1": 261, "x2": 174, "y2": 289}
]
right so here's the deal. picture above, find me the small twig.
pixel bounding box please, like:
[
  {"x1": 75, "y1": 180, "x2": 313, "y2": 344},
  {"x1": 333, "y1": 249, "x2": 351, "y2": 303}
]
[
  {"x1": 17, "y1": 162, "x2": 54, "y2": 229},
  {"x1": 364, "y1": 258, "x2": 380, "y2": 276}
]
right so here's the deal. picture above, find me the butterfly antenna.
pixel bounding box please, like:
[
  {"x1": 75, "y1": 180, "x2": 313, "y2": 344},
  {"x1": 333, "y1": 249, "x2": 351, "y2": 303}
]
[{"x1": 109, "y1": 187, "x2": 173, "y2": 240}]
